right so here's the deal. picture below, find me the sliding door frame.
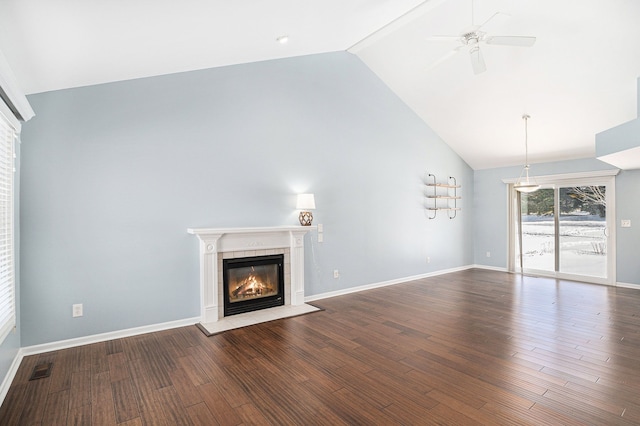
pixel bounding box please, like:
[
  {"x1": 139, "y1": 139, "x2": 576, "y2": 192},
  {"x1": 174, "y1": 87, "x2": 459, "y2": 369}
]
[{"x1": 504, "y1": 169, "x2": 619, "y2": 286}]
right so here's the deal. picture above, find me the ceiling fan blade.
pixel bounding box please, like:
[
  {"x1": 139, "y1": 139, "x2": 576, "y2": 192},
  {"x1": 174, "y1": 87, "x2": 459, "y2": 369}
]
[
  {"x1": 485, "y1": 35, "x2": 536, "y2": 47},
  {"x1": 426, "y1": 35, "x2": 460, "y2": 42},
  {"x1": 426, "y1": 47, "x2": 462, "y2": 72},
  {"x1": 470, "y1": 46, "x2": 486, "y2": 74}
]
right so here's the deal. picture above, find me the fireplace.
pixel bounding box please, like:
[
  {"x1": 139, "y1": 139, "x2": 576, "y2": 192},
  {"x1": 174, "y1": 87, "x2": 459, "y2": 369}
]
[
  {"x1": 223, "y1": 254, "x2": 285, "y2": 316},
  {"x1": 187, "y1": 226, "x2": 314, "y2": 324}
]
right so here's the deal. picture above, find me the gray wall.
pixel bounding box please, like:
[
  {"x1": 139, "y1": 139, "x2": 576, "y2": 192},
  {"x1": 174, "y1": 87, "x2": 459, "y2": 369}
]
[
  {"x1": 19, "y1": 52, "x2": 474, "y2": 346},
  {"x1": 615, "y1": 169, "x2": 640, "y2": 284},
  {"x1": 473, "y1": 157, "x2": 640, "y2": 285}
]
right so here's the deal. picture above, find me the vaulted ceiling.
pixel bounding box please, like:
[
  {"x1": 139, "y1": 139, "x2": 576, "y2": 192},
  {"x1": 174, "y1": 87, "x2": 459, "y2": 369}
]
[{"x1": 1, "y1": 0, "x2": 639, "y2": 169}]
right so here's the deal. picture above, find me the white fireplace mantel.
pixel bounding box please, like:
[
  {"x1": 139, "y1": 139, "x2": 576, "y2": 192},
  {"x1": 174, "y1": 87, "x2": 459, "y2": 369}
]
[{"x1": 187, "y1": 226, "x2": 315, "y2": 324}]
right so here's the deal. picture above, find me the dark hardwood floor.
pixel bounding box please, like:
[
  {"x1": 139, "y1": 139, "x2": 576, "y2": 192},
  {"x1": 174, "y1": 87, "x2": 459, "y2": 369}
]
[{"x1": 2, "y1": 269, "x2": 640, "y2": 425}]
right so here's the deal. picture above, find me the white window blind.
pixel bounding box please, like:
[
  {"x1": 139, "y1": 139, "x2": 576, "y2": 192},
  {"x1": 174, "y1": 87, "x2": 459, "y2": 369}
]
[{"x1": 0, "y1": 110, "x2": 15, "y2": 344}]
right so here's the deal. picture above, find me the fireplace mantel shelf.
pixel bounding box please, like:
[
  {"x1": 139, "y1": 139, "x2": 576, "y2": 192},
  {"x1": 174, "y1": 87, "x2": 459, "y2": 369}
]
[
  {"x1": 188, "y1": 225, "x2": 315, "y2": 325},
  {"x1": 188, "y1": 225, "x2": 317, "y2": 236}
]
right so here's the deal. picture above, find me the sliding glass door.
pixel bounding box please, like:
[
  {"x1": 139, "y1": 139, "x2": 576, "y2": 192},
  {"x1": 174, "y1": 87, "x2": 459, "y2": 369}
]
[
  {"x1": 510, "y1": 173, "x2": 615, "y2": 285},
  {"x1": 558, "y1": 185, "x2": 607, "y2": 278},
  {"x1": 518, "y1": 188, "x2": 555, "y2": 272}
]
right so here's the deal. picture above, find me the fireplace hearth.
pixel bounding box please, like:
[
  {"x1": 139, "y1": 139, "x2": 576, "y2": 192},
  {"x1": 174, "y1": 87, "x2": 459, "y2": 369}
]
[{"x1": 223, "y1": 254, "x2": 285, "y2": 316}]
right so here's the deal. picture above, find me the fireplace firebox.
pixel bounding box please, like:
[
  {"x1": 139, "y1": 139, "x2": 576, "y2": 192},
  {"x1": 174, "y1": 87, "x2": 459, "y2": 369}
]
[{"x1": 223, "y1": 254, "x2": 285, "y2": 316}]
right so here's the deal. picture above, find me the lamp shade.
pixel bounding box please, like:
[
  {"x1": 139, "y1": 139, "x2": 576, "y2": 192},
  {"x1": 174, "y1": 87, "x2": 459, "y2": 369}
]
[{"x1": 296, "y1": 193, "x2": 315, "y2": 210}]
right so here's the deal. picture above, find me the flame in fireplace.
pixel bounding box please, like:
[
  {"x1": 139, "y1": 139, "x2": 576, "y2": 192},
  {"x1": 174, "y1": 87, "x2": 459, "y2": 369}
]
[
  {"x1": 233, "y1": 274, "x2": 262, "y2": 297},
  {"x1": 231, "y1": 267, "x2": 275, "y2": 300}
]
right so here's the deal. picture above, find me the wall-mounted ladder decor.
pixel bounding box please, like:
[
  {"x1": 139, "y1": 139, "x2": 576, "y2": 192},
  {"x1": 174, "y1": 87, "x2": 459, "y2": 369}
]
[{"x1": 426, "y1": 174, "x2": 461, "y2": 219}]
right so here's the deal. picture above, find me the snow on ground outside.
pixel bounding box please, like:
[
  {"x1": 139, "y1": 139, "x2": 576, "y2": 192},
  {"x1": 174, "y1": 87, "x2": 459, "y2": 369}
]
[{"x1": 520, "y1": 215, "x2": 606, "y2": 278}]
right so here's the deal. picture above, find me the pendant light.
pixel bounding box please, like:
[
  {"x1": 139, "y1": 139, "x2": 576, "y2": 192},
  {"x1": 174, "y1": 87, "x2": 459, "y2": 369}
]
[{"x1": 514, "y1": 114, "x2": 540, "y2": 193}]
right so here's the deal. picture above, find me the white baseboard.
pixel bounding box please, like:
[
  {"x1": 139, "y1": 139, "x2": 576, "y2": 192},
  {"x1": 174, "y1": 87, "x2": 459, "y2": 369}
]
[
  {"x1": 617, "y1": 281, "x2": 640, "y2": 290},
  {"x1": 21, "y1": 317, "x2": 200, "y2": 357},
  {"x1": 305, "y1": 264, "x2": 475, "y2": 303},
  {"x1": 470, "y1": 264, "x2": 509, "y2": 273},
  {"x1": 0, "y1": 347, "x2": 24, "y2": 407}
]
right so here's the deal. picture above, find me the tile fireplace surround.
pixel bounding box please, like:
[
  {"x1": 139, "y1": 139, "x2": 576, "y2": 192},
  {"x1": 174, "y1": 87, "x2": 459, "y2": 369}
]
[{"x1": 187, "y1": 226, "x2": 318, "y2": 334}]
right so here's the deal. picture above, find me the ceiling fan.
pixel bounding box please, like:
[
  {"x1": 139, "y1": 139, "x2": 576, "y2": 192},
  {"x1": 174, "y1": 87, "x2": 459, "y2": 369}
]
[{"x1": 426, "y1": 0, "x2": 536, "y2": 74}]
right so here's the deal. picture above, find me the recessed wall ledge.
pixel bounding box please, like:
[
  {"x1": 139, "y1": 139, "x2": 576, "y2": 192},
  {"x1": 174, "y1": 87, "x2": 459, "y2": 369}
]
[{"x1": 187, "y1": 226, "x2": 316, "y2": 324}]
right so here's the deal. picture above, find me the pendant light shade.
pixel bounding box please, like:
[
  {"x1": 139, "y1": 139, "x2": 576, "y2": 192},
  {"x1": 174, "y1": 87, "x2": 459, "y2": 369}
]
[{"x1": 514, "y1": 114, "x2": 540, "y2": 193}]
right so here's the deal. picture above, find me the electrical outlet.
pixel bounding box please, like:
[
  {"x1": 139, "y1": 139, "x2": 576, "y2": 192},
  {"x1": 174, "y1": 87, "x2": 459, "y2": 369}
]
[
  {"x1": 333, "y1": 269, "x2": 340, "y2": 279},
  {"x1": 621, "y1": 219, "x2": 631, "y2": 228},
  {"x1": 486, "y1": 251, "x2": 491, "y2": 258},
  {"x1": 72, "y1": 304, "x2": 83, "y2": 318},
  {"x1": 317, "y1": 223, "x2": 323, "y2": 233},
  {"x1": 318, "y1": 233, "x2": 324, "y2": 243},
  {"x1": 426, "y1": 256, "x2": 431, "y2": 263}
]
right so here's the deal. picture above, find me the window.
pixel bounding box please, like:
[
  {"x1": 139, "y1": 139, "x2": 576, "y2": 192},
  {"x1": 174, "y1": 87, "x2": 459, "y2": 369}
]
[{"x1": 0, "y1": 110, "x2": 15, "y2": 344}]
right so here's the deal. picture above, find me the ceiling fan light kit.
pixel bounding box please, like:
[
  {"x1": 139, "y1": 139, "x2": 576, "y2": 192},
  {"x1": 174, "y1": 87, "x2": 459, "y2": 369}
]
[{"x1": 514, "y1": 114, "x2": 540, "y2": 193}]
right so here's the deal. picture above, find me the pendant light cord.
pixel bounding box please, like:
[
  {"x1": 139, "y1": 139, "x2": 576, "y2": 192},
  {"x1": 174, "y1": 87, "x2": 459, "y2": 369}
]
[
  {"x1": 471, "y1": 0, "x2": 474, "y2": 25},
  {"x1": 515, "y1": 114, "x2": 539, "y2": 192},
  {"x1": 523, "y1": 114, "x2": 530, "y2": 168}
]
